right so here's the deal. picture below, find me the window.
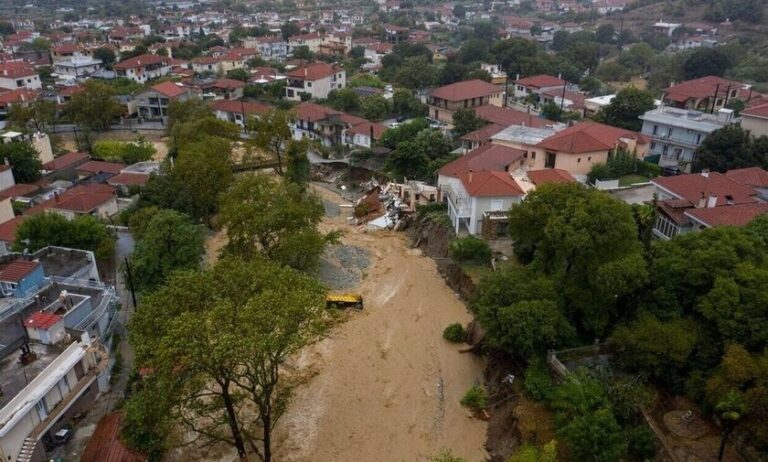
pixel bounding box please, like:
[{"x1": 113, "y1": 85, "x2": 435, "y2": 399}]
[
  {"x1": 651, "y1": 142, "x2": 656, "y2": 150},
  {"x1": 652, "y1": 125, "x2": 658, "y2": 135},
  {"x1": 490, "y1": 199, "x2": 503, "y2": 211},
  {"x1": 531, "y1": 152, "x2": 536, "y2": 160},
  {"x1": 587, "y1": 156, "x2": 591, "y2": 161},
  {"x1": 695, "y1": 133, "x2": 702, "y2": 144},
  {"x1": 655, "y1": 214, "x2": 680, "y2": 239},
  {"x1": 577, "y1": 158, "x2": 581, "y2": 163},
  {"x1": 307, "y1": 82, "x2": 312, "y2": 87},
  {"x1": 545, "y1": 151, "x2": 556, "y2": 168},
  {"x1": 667, "y1": 127, "x2": 673, "y2": 137}
]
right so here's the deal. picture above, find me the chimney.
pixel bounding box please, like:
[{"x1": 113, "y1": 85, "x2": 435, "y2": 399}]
[
  {"x1": 516, "y1": 73, "x2": 520, "y2": 81},
  {"x1": 701, "y1": 169, "x2": 709, "y2": 178},
  {"x1": 468, "y1": 169, "x2": 473, "y2": 183},
  {"x1": 698, "y1": 192, "x2": 706, "y2": 208},
  {"x1": 54, "y1": 191, "x2": 60, "y2": 203},
  {"x1": 707, "y1": 194, "x2": 718, "y2": 208}
]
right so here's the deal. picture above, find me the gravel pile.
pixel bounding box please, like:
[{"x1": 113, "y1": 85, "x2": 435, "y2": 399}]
[
  {"x1": 315, "y1": 245, "x2": 371, "y2": 290},
  {"x1": 333, "y1": 245, "x2": 370, "y2": 271}
]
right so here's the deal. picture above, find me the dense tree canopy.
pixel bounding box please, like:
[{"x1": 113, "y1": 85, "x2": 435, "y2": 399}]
[
  {"x1": 14, "y1": 213, "x2": 114, "y2": 260},
  {"x1": 693, "y1": 125, "x2": 768, "y2": 172},
  {"x1": 596, "y1": 86, "x2": 655, "y2": 132},
  {"x1": 0, "y1": 141, "x2": 42, "y2": 184}
]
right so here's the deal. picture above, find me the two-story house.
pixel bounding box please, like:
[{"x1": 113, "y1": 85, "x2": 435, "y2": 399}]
[
  {"x1": 640, "y1": 106, "x2": 734, "y2": 171},
  {"x1": 513, "y1": 74, "x2": 566, "y2": 99},
  {"x1": 285, "y1": 63, "x2": 346, "y2": 101},
  {"x1": 651, "y1": 170, "x2": 768, "y2": 239},
  {"x1": 53, "y1": 55, "x2": 103, "y2": 82},
  {"x1": 211, "y1": 99, "x2": 271, "y2": 129},
  {"x1": 133, "y1": 81, "x2": 196, "y2": 121},
  {"x1": 0, "y1": 62, "x2": 41, "y2": 91},
  {"x1": 113, "y1": 54, "x2": 171, "y2": 83},
  {"x1": 663, "y1": 76, "x2": 747, "y2": 112},
  {"x1": 427, "y1": 79, "x2": 505, "y2": 126},
  {"x1": 246, "y1": 36, "x2": 288, "y2": 61}
]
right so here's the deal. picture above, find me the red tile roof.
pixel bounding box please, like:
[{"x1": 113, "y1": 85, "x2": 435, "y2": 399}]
[
  {"x1": 295, "y1": 102, "x2": 341, "y2": 122},
  {"x1": 150, "y1": 81, "x2": 188, "y2": 98},
  {"x1": 81, "y1": 413, "x2": 144, "y2": 462},
  {"x1": 346, "y1": 121, "x2": 387, "y2": 139},
  {"x1": 685, "y1": 202, "x2": 768, "y2": 227},
  {"x1": 0, "y1": 88, "x2": 38, "y2": 107},
  {"x1": 0, "y1": 184, "x2": 41, "y2": 200},
  {"x1": 287, "y1": 62, "x2": 341, "y2": 81},
  {"x1": 515, "y1": 74, "x2": 565, "y2": 89},
  {"x1": 439, "y1": 144, "x2": 525, "y2": 177},
  {"x1": 527, "y1": 168, "x2": 576, "y2": 186},
  {"x1": 474, "y1": 105, "x2": 552, "y2": 128},
  {"x1": 107, "y1": 172, "x2": 151, "y2": 186},
  {"x1": 726, "y1": 167, "x2": 768, "y2": 188},
  {"x1": 0, "y1": 215, "x2": 25, "y2": 242},
  {"x1": 430, "y1": 80, "x2": 501, "y2": 102},
  {"x1": 43, "y1": 151, "x2": 89, "y2": 171},
  {"x1": 0, "y1": 259, "x2": 39, "y2": 282},
  {"x1": 114, "y1": 54, "x2": 169, "y2": 71},
  {"x1": 26, "y1": 184, "x2": 116, "y2": 215},
  {"x1": 461, "y1": 123, "x2": 506, "y2": 143},
  {"x1": 0, "y1": 61, "x2": 37, "y2": 78},
  {"x1": 202, "y1": 78, "x2": 246, "y2": 90},
  {"x1": 742, "y1": 103, "x2": 768, "y2": 119},
  {"x1": 536, "y1": 121, "x2": 646, "y2": 154},
  {"x1": 458, "y1": 170, "x2": 525, "y2": 197},
  {"x1": 664, "y1": 76, "x2": 743, "y2": 102},
  {"x1": 77, "y1": 160, "x2": 126, "y2": 175},
  {"x1": 210, "y1": 99, "x2": 271, "y2": 115},
  {"x1": 652, "y1": 172, "x2": 758, "y2": 206},
  {"x1": 25, "y1": 311, "x2": 63, "y2": 330}
]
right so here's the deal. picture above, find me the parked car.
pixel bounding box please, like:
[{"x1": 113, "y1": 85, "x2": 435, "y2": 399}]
[{"x1": 661, "y1": 166, "x2": 682, "y2": 176}]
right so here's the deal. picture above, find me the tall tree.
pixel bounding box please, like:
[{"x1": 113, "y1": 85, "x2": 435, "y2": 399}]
[
  {"x1": 219, "y1": 174, "x2": 335, "y2": 270},
  {"x1": 14, "y1": 213, "x2": 114, "y2": 260},
  {"x1": 0, "y1": 141, "x2": 42, "y2": 183},
  {"x1": 127, "y1": 257, "x2": 327, "y2": 461},
  {"x1": 64, "y1": 80, "x2": 123, "y2": 151},
  {"x1": 683, "y1": 47, "x2": 732, "y2": 79},
  {"x1": 126, "y1": 209, "x2": 204, "y2": 292},
  {"x1": 166, "y1": 98, "x2": 214, "y2": 135},
  {"x1": 250, "y1": 109, "x2": 295, "y2": 175},
  {"x1": 285, "y1": 139, "x2": 311, "y2": 188},
  {"x1": 596, "y1": 86, "x2": 655, "y2": 131},
  {"x1": 92, "y1": 47, "x2": 117, "y2": 69},
  {"x1": 693, "y1": 125, "x2": 767, "y2": 172},
  {"x1": 7, "y1": 99, "x2": 56, "y2": 133},
  {"x1": 173, "y1": 137, "x2": 234, "y2": 224},
  {"x1": 452, "y1": 108, "x2": 485, "y2": 137}
]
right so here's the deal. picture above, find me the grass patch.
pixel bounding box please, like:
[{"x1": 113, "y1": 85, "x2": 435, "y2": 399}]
[
  {"x1": 618, "y1": 174, "x2": 650, "y2": 187},
  {"x1": 459, "y1": 263, "x2": 494, "y2": 283}
]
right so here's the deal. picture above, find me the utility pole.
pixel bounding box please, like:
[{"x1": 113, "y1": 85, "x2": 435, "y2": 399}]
[{"x1": 710, "y1": 83, "x2": 721, "y2": 114}]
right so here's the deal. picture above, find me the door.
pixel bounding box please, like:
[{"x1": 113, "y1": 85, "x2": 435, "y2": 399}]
[{"x1": 545, "y1": 152, "x2": 556, "y2": 168}]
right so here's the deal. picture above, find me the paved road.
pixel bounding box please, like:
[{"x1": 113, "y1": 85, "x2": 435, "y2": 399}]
[{"x1": 49, "y1": 121, "x2": 166, "y2": 133}]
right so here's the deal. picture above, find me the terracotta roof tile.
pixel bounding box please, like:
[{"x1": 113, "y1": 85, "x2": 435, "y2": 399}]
[
  {"x1": 114, "y1": 54, "x2": 169, "y2": 71},
  {"x1": 107, "y1": 172, "x2": 151, "y2": 186},
  {"x1": 726, "y1": 167, "x2": 768, "y2": 188},
  {"x1": 527, "y1": 168, "x2": 576, "y2": 186},
  {"x1": 77, "y1": 161, "x2": 126, "y2": 175},
  {"x1": 515, "y1": 74, "x2": 565, "y2": 89},
  {"x1": 210, "y1": 99, "x2": 271, "y2": 115},
  {"x1": 474, "y1": 105, "x2": 552, "y2": 128},
  {"x1": 150, "y1": 81, "x2": 188, "y2": 98},
  {"x1": 652, "y1": 172, "x2": 758, "y2": 206},
  {"x1": 536, "y1": 121, "x2": 646, "y2": 154},
  {"x1": 287, "y1": 63, "x2": 341, "y2": 80},
  {"x1": 0, "y1": 259, "x2": 39, "y2": 282},
  {"x1": 43, "y1": 151, "x2": 89, "y2": 171},
  {"x1": 439, "y1": 144, "x2": 525, "y2": 177},
  {"x1": 430, "y1": 80, "x2": 501, "y2": 102},
  {"x1": 25, "y1": 311, "x2": 63, "y2": 330},
  {"x1": 685, "y1": 202, "x2": 768, "y2": 227},
  {"x1": 458, "y1": 170, "x2": 525, "y2": 197}
]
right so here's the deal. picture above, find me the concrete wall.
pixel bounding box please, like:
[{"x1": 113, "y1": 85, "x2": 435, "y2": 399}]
[{"x1": 742, "y1": 115, "x2": 768, "y2": 138}]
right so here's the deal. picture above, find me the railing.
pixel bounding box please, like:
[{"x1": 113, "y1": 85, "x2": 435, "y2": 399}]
[{"x1": 73, "y1": 287, "x2": 116, "y2": 332}]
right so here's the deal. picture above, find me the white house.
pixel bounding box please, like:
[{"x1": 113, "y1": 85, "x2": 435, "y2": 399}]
[
  {"x1": 113, "y1": 54, "x2": 171, "y2": 83},
  {"x1": 285, "y1": 63, "x2": 346, "y2": 101},
  {"x1": 53, "y1": 56, "x2": 103, "y2": 82},
  {"x1": 0, "y1": 62, "x2": 41, "y2": 91},
  {"x1": 438, "y1": 170, "x2": 525, "y2": 236}
]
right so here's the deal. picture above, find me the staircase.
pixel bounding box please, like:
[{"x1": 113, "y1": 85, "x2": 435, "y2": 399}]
[{"x1": 16, "y1": 437, "x2": 37, "y2": 462}]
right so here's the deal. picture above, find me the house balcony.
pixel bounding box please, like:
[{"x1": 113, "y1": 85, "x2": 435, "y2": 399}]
[{"x1": 443, "y1": 186, "x2": 471, "y2": 217}]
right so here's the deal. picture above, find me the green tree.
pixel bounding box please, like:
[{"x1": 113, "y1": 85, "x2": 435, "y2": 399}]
[
  {"x1": 508, "y1": 441, "x2": 557, "y2": 462},
  {"x1": 64, "y1": 80, "x2": 123, "y2": 151},
  {"x1": 0, "y1": 141, "x2": 42, "y2": 184},
  {"x1": 558, "y1": 409, "x2": 626, "y2": 462},
  {"x1": 170, "y1": 117, "x2": 240, "y2": 154},
  {"x1": 251, "y1": 108, "x2": 295, "y2": 175},
  {"x1": 219, "y1": 174, "x2": 335, "y2": 270},
  {"x1": 508, "y1": 183, "x2": 648, "y2": 335},
  {"x1": 613, "y1": 314, "x2": 700, "y2": 387},
  {"x1": 128, "y1": 256, "x2": 327, "y2": 462},
  {"x1": 166, "y1": 98, "x2": 214, "y2": 135},
  {"x1": 596, "y1": 86, "x2": 655, "y2": 131},
  {"x1": 392, "y1": 89, "x2": 426, "y2": 117},
  {"x1": 457, "y1": 39, "x2": 489, "y2": 65},
  {"x1": 379, "y1": 118, "x2": 430, "y2": 149},
  {"x1": 683, "y1": 47, "x2": 732, "y2": 79},
  {"x1": 595, "y1": 23, "x2": 615, "y2": 44},
  {"x1": 92, "y1": 138, "x2": 156, "y2": 164},
  {"x1": 327, "y1": 88, "x2": 360, "y2": 112},
  {"x1": 126, "y1": 209, "x2": 204, "y2": 292},
  {"x1": 173, "y1": 137, "x2": 234, "y2": 224},
  {"x1": 292, "y1": 45, "x2": 314, "y2": 60},
  {"x1": 13, "y1": 213, "x2": 115, "y2": 260},
  {"x1": 92, "y1": 47, "x2": 116, "y2": 69},
  {"x1": 693, "y1": 125, "x2": 767, "y2": 172},
  {"x1": 6, "y1": 99, "x2": 56, "y2": 133},
  {"x1": 360, "y1": 95, "x2": 390, "y2": 121},
  {"x1": 226, "y1": 68, "x2": 249, "y2": 82},
  {"x1": 452, "y1": 108, "x2": 485, "y2": 137},
  {"x1": 280, "y1": 21, "x2": 300, "y2": 40},
  {"x1": 394, "y1": 56, "x2": 436, "y2": 89},
  {"x1": 285, "y1": 139, "x2": 311, "y2": 188},
  {"x1": 540, "y1": 102, "x2": 564, "y2": 122},
  {"x1": 452, "y1": 3, "x2": 466, "y2": 18}
]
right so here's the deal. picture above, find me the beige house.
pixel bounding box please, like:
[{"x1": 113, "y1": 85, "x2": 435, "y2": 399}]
[
  {"x1": 741, "y1": 103, "x2": 768, "y2": 137},
  {"x1": 427, "y1": 80, "x2": 505, "y2": 126}
]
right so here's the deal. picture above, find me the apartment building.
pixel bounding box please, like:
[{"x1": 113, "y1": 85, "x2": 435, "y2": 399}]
[
  {"x1": 427, "y1": 79, "x2": 505, "y2": 126},
  {"x1": 285, "y1": 63, "x2": 346, "y2": 101}
]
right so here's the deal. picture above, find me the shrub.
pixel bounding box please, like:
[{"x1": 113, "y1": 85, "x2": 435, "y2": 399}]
[
  {"x1": 460, "y1": 384, "x2": 488, "y2": 412},
  {"x1": 450, "y1": 236, "x2": 492, "y2": 263},
  {"x1": 443, "y1": 323, "x2": 466, "y2": 343},
  {"x1": 429, "y1": 449, "x2": 467, "y2": 462},
  {"x1": 626, "y1": 425, "x2": 656, "y2": 460},
  {"x1": 524, "y1": 358, "x2": 553, "y2": 401}
]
